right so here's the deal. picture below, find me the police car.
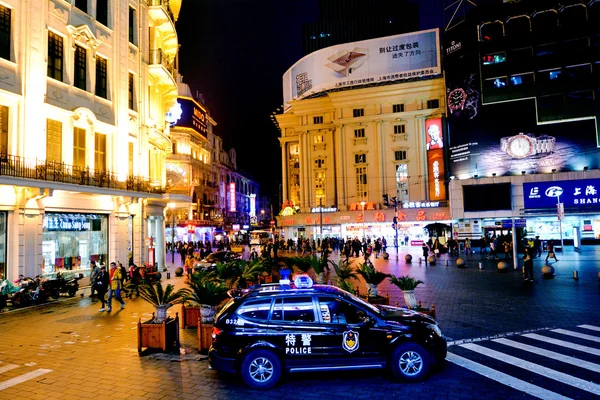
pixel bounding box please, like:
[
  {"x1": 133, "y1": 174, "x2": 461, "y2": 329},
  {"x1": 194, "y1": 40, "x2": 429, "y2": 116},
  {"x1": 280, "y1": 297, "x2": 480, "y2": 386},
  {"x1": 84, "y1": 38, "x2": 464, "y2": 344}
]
[{"x1": 208, "y1": 274, "x2": 447, "y2": 389}]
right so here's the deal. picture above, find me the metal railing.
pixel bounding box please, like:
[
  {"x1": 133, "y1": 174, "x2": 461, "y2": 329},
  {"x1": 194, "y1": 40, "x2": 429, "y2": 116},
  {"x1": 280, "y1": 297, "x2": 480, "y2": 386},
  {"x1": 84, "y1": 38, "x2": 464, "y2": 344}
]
[
  {"x1": 147, "y1": 0, "x2": 176, "y2": 23},
  {"x1": 149, "y1": 49, "x2": 175, "y2": 77},
  {"x1": 0, "y1": 153, "x2": 165, "y2": 194}
]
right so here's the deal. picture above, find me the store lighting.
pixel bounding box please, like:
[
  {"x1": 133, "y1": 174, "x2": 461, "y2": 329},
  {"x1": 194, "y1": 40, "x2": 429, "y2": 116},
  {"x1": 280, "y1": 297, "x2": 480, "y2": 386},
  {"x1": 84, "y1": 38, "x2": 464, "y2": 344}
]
[
  {"x1": 492, "y1": 173, "x2": 496, "y2": 177},
  {"x1": 449, "y1": 175, "x2": 456, "y2": 180},
  {"x1": 521, "y1": 171, "x2": 526, "y2": 175},
  {"x1": 473, "y1": 174, "x2": 479, "y2": 179},
  {"x1": 583, "y1": 166, "x2": 589, "y2": 171},
  {"x1": 552, "y1": 169, "x2": 557, "y2": 173}
]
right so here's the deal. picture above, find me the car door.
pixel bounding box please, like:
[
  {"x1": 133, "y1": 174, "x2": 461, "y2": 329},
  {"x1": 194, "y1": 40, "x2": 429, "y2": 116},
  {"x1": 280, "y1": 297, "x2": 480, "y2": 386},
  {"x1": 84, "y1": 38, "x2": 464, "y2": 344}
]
[{"x1": 315, "y1": 296, "x2": 383, "y2": 365}]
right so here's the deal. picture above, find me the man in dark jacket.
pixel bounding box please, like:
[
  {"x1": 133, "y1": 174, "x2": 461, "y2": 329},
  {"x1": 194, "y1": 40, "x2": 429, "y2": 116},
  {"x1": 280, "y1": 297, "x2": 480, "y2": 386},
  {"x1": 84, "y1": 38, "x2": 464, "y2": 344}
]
[{"x1": 95, "y1": 265, "x2": 110, "y2": 312}]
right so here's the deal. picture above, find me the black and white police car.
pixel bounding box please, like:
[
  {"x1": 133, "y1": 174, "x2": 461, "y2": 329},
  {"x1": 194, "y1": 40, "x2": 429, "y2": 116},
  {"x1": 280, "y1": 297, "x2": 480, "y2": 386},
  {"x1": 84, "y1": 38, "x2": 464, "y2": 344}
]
[{"x1": 208, "y1": 274, "x2": 447, "y2": 389}]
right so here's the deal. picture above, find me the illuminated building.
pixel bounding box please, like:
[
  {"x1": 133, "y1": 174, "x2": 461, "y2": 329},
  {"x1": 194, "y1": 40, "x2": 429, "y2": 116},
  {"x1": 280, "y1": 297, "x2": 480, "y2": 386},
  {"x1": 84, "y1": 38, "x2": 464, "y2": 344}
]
[{"x1": 0, "y1": 0, "x2": 182, "y2": 280}]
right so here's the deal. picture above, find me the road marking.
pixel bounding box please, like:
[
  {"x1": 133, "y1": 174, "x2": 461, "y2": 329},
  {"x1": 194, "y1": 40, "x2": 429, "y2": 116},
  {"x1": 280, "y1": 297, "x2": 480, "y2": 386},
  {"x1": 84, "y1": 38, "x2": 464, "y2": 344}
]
[
  {"x1": 552, "y1": 329, "x2": 600, "y2": 344},
  {"x1": 460, "y1": 343, "x2": 600, "y2": 396},
  {"x1": 446, "y1": 326, "x2": 556, "y2": 347},
  {"x1": 0, "y1": 364, "x2": 19, "y2": 374},
  {"x1": 493, "y1": 338, "x2": 600, "y2": 373},
  {"x1": 0, "y1": 369, "x2": 52, "y2": 391},
  {"x1": 446, "y1": 352, "x2": 570, "y2": 400},
  {"x1": 578, "y1": 325, "x2": 600, "y2": 332},
  {"x1": 523, "y1": 333, "x2": 600, "y2": 356}
]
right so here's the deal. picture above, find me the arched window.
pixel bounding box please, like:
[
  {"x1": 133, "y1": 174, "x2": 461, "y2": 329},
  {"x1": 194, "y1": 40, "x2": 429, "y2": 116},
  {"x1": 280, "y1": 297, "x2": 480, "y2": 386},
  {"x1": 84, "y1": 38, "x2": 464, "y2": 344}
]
[
  {"x1": 480, "y1": 21, "x2": 504, "y2": 41},
  {"x1": 505, "y1": 15, "x2": 531, "y2": 37},
  {"x1": 560, "y1": 4, "x2": 587, "y2": 29},
  {"x1": 532, "y1": 10, "x2": 558, "y2": 33}
]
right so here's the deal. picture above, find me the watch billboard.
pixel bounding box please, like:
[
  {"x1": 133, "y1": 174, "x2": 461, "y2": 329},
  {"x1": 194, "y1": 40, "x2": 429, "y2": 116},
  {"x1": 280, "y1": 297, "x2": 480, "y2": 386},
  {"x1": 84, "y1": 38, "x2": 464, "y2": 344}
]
[
  {"x1": 283, "y1": 29, "x2": 441, "y2": 104},
  {"x1": 524, "y1": 179, "x2": 600, "y2": 209},
  {"x1": 448, "y1": 98, "x2": 600, "y2": 177}
]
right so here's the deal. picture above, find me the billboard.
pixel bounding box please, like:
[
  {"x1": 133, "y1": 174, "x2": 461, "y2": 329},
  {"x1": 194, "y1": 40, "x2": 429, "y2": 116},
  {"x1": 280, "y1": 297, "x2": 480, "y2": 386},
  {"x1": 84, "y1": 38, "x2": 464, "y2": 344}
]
[
  {"x1": 426, "y1": 118, "x2": 446, "y2": 201},
  {"x1": 448, "y1": 98, "x2": 600, "y2": 178},
  {"x1": 524, "y1": 179, "x2": 600, "y2": 209},
  {"x1": 171, "y1": 97, "x2": 208, "y2": 137},
  {"x1": 229, "y1": 182, "x2": 236, "y2": 212},
  {"x1": 283, "y1": 29, "x2": 441, "y2": 104}
]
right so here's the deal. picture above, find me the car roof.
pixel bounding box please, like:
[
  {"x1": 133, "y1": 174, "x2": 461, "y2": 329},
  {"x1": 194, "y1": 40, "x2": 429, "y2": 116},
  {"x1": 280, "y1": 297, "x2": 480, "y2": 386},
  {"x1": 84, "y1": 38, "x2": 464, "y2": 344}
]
[{"x1": 241, "y1": 284, "x2": 350, "y2": 299}]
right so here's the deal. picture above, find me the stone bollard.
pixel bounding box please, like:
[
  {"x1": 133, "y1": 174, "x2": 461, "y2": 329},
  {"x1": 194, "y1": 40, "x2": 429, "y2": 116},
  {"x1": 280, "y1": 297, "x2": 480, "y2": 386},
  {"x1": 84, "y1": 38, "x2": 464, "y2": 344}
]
[
  {"x1": 573, "y1": 270, "x2": 579, "y2": 280},
  {"x1": 542, "y1": 264, "x2": 554, "y2": 278},
  {"x1": 497, "y1": 261, "x2": 509, "y2": 272},
  {"x1": 478, "y1": 262, "x2": 483, "y2": 270},
  {"x1": 456, "y1": 258, "x2": 466, "y2": 268},
  {"x1": 405, "y1": 254, "x2": 412, "y2": 263},
  {"x1": 445, "y1": 260, "x2": 449, "y2": 266},
  {"x1": 427, "y1": 256, "x2": 436, "y2": 265}
]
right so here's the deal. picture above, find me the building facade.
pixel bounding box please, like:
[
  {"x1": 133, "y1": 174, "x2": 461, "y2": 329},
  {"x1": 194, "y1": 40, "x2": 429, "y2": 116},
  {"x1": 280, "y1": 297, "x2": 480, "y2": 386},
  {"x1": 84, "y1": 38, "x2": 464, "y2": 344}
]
[{"x1": 0, "y1": 0, "x2": 182, "y2": 280}]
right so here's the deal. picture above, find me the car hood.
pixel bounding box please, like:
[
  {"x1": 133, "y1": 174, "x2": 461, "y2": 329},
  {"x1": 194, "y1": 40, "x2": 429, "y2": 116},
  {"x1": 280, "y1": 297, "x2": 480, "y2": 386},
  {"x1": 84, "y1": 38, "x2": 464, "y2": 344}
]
[{"x1": 377, "y1": 305, "x2": 436, "y2": 325}]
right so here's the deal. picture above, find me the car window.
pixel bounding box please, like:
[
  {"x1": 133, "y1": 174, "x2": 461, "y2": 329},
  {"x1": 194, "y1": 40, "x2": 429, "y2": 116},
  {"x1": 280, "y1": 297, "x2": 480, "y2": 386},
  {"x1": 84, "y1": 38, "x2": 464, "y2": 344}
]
[
  {"x1": 271, "y1": 296, "x2": 315, "y2": 323},
  {"x1": 236, "y1": 298, "x2": 272, "y2": 321},
  {"x1": 318, "y1": 297, "x2": 368, "y2": 325}
]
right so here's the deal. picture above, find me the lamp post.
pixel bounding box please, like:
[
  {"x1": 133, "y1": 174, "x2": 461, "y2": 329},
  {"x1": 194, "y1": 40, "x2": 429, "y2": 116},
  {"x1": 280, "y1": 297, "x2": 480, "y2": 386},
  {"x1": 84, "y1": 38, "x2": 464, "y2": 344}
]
[
  {"x1": 169, "y1": 203, "x2": 175, "y2": 263},
  {"x1": 360, "y1": 201, "x2": 367, "y2": 242},
  {"x1": 319, "y1": 197, "x2": 323, "y2": 242},
  {"x1": 260, "y1": 209, "x2": 265, "y2": 225}
]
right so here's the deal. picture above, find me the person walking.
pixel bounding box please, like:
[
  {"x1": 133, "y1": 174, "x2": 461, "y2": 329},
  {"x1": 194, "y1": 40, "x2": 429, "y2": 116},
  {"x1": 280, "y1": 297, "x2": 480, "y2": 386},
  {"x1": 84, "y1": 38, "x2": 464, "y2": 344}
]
[
  {"x1": 95, "y1": 265, "x2": 109, "y2": 312},
  {"x1": 545, "y1": 240, "x2": 559, "y2": 263},
  {"x1": 465, "y1": 238, "x2": 472, "y2": 256},
  {"x1": 534, "y1": 236, "x2": 542, "y2": 258},
  {"x1": 89, "y1": 261, "x2": 99, "y2": 298},
  {"x1": 523, "y1": 247, "x2": 534, "y2": 282},
  {"x1": 107, "y1": 262, "x2": 125, "y2": 312}
]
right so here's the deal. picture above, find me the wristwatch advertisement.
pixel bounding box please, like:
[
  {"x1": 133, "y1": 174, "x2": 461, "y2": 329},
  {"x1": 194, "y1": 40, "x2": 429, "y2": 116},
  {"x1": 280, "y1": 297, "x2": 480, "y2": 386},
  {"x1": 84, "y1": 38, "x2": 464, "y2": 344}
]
[
  {"x1": 447, "y1": 88, "x2": 467, "y2": 113},
  {"x1": 500, "y1": 133, "x2": 556, "y2": 159}
]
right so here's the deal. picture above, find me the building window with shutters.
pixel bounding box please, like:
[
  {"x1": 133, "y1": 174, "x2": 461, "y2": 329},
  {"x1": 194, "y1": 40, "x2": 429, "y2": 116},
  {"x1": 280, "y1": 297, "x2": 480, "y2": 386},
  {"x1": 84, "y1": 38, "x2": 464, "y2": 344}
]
[
  {"x1": 426, "y1": 99, "x2": 440, "y2": 109},
  {"x1": 396, "y1": 164, "x2": 409, "y2": 202},
  {"x1": 74, "y1": 45, "x2": 87, "y2": 90},
  {"x1": 129, "y1": 7, "x2": 136, "y2": 44},
  {"x1": 354, "y1": 128, "x2": 365, "y2": 138},
  {"x1": 313, "y1": 116, "x2": 323, "y2": 124},
  {"x1": 96, "y1": 0, "x2": 108, "y2": 26},
  {"x1": 355, "y1": 153, "x2": 366, "y2": 164},
  {"x1": 47, "y1": 32, "x2": 63, "y2": 82},
  {"x1": 95, "y1": 56, "x2": 107, "y2": 99},
  {"x1": 128, "y1": 73, "x2": 135, "y2": 110},
  {"x1": 315, "y1": 171, "x2": 326, "y2": 205},
  {"x1": 394, "y1": 150, "x2": 407, "y2": 161},
  {"x1": 393, "y1": 125, "x2": 406, "y2": 134},
  {"x1": 356, "y1": 167, "x2": 367, "y2": 199},
  {"x1": 73, "y1": 128, "x2": 86, "y2": 168},
  {"x1": 393, "y1": 104, "x2": 404, "y2": 113},
  {"x1": 94, "y1": 133, "x2": 106, "y2": 171},
  {"x1": 353, "y1": 108, "x2": 364, "y2": 117},
  {"x1": 314, "y1": 158, "x2": 325, "y2": 168},
  {"x1": 0, "y1": 5, "x2": 11, "y2": 61},
  {"x1": 314, "y1": 134, "x2": 324, "y2": 144},
  {"x1": 46, "y1": 119, "x2": 62, "y2": 163}
]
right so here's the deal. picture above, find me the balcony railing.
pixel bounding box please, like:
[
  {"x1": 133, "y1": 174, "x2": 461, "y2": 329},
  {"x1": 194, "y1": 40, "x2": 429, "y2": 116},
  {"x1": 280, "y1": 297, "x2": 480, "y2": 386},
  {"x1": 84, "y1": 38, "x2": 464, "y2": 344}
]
[
  {"x1": 149, "y1": 48, "x2": 175, "y2": 77},
  {"x1": 0, "y1": 153, "x2": 164, "y2": 194},
  {"x1": 147, "y1": 0, "x2": 176, "y2": 23}
]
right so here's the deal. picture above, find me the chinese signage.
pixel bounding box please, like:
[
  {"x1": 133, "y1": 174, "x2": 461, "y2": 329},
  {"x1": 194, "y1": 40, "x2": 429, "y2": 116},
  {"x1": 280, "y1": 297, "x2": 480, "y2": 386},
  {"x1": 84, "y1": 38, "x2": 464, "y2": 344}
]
[
  {"x1": 249, "y1": 194, "x2": 256, "y2": 217},
  {"x1": 524, "y1": 179, "x2": 600, "y2": 209},
  {"x1": 426, "y1": 118, "x2": 446, "y2": 202},
  {"x1": 43, "y1": 214, "x2": 94, "y2": 231},
  {"x1": 172, "y1": 97, "x2": 208, "y2": 137},
  {"x1": 311, "y1": 207, "x2": 337, "y2": 213},
  {"x1": 283, "y1": 29, "x2": 441, "y2": 104},
  {"x1": 501, "y1": 219, "x2": 527, "y2": 228},
  {"x1": 403, "y1": 201, "x2": 440, "y2": 209},
  {"x1": 229, "y1": 182, "x2": 236, "y2": 212}
]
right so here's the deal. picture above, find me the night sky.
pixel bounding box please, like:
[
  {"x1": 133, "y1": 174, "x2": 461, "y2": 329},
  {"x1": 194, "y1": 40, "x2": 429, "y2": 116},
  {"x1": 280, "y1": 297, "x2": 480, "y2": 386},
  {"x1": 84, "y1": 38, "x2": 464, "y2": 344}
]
[{"x1": 176, "y1": 0, "x2": 446, "y2": 198}]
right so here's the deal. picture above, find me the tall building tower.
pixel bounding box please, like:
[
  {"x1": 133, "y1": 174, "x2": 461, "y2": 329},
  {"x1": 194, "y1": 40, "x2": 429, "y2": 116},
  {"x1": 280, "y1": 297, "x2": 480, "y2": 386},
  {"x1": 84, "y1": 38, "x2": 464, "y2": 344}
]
[
  {"x1": 302, "y1": 0, "x2": 420, "y2": 55},
  {"x1": 0, "y1": 0, "x2": 182, "y2": 280}
]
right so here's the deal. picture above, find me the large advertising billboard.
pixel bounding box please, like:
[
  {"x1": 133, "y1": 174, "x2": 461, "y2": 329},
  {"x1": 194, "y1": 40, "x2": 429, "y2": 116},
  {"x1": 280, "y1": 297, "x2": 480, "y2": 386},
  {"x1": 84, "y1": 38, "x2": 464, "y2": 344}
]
[
  {"x1": 283, "y1": 29, "x2": 441, "y2": 104},
  {"x1": 448, "y1": 98, "x2": 600, "y2": 178},
  {"x1": 524, "y1": 179, "x2": 600, "y2": 209},
  {"x1": 170, "y1": 97, "x2": 208, "y2": 137},
  {"x1": 425, "y1": 118, "x2": 446, "y2": 201}
]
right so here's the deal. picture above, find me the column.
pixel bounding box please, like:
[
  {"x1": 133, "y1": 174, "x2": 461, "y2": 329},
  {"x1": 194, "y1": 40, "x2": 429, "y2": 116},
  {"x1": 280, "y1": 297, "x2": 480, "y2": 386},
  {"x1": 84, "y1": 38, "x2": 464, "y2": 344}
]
[
  {"x1": 280, "y1": 142, "x2": 288, "y2": 201},
  {"x1": 155, "y1": 216, "x2": 165, "y2": 269}
]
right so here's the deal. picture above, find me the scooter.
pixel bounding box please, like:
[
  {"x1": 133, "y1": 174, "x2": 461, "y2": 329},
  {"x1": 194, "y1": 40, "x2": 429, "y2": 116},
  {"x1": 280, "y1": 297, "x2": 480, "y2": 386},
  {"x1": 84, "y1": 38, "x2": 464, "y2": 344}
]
[{"x1": 0, "y1": 279, "x2": 19, "y2": 310}]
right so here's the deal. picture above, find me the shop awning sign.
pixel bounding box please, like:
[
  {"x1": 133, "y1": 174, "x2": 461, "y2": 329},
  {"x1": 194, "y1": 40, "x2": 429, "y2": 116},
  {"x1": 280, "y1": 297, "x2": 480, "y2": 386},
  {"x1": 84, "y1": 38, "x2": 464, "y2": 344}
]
[
  {"x1": 501, "y1": 219, "x2": 526, "y2": 228},
  {"x1": 524, "y1": 179, "x2": 600, "y2": 209}
]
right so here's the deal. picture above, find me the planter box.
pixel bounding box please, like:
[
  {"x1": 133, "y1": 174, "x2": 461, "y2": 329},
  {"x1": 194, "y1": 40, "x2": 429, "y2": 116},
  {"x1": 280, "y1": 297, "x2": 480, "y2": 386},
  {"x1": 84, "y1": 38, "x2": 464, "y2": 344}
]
[
  {"x1": 137, "y1": 313, "x2": 180, "y2": 353},
  {"x1": 181, "y1": 304, "x2": 200, "y2": 328},
  {"x1": 197, "y1": 319, "x2": 213, "y2": 352},
  {"x1": 366, "y1": 294, "x2": 389, "y2": 305}
]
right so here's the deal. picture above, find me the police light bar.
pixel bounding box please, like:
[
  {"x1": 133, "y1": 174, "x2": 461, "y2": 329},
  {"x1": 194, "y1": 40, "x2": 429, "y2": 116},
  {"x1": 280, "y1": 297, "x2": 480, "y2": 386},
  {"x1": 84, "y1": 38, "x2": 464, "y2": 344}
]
[{"x1": 294, "y1": 274, "x2": 313, "y2": 289}]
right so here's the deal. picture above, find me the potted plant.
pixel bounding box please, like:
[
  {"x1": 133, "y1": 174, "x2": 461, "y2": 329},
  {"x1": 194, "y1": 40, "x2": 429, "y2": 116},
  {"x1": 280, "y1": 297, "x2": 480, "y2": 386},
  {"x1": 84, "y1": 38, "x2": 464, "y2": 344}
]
[
  {"x1": 286, "y1": 255, "x2": 334, "y2": 283},
  {"x1": 333, "y1": 260, "x2": 358, "y2": 293},
  {"x1": 389, "y1": 275, "x2": 424, "y2": 308},
  {"x1": 187, "y1": 269, "x2": 229, "y2": 325},
  {"x1": 228, "y1": 259, "x2": 268, "y2": 289},
  {"x1": 137, "y1": 282, "x2": 190, "y2": 353},
  {"x1": 357, "y1": 262, "x2": 389, "y2": 298}
]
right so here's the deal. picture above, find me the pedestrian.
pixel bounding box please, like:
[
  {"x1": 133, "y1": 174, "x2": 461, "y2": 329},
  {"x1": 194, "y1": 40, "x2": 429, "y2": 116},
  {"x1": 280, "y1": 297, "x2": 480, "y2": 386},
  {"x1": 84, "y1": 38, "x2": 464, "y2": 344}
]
[
  {"x1": 95, "y1": 265, "x2": 109, "y2": 312},
  {"x1": 465, "y1": 238, "x2": 472, "y2": 255},
  {"x1": 534, "y1": 236, "x2": 542, "y2": 258},
  {"x1": 89, "y1": 260, "x2": 99, "y2": 298},
  {"x1": 523, "y1": 248, "x2": 534, "y2": 282},
  {"x1": 503, "y1": 241, "x2": 511, "y2": 260},
  {"x1": 107, "y1": 262, "x2": 125, "y2": 312},
  {"x1": 545, "y1": 240, "x2": 559, "y2": 263}
]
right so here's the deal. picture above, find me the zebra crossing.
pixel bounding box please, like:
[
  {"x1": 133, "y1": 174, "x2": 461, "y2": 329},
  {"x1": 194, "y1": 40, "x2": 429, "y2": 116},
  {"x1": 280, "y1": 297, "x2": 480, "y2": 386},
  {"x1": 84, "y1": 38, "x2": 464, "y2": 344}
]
[
  {"x1": 0, "y1": 361, "x2": 51, "y2": 391},
  {"x1": 447, "y1": 324, "x2": 600, "y2": 400}
]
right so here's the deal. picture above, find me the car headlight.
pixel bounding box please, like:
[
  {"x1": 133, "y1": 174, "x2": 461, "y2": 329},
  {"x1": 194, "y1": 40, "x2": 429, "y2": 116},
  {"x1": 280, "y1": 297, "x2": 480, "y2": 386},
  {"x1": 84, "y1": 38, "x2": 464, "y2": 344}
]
[{"x1": 427, "y1": 324, "x2": 442, "y2": 337}]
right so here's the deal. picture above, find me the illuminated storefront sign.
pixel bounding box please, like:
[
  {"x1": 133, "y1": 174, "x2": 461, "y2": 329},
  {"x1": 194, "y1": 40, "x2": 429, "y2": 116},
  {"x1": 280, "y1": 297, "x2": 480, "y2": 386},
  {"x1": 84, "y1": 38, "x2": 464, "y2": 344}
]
[
  {"x1": 43, "y1": 214, "x2": 96, "y2": 231},
  {"x1": 403, "y1": 201, "x2": 440, "y2": 209},
  {"x1": 524, "y1": 178, "x2": 600, "y2": 209},
  {"x1": 172, "y1": 97, "x2": 208, "y2": 137},
  {"x1": 249, "y1": 194, "x2": 256, "y2": 217},
  {"x1": 310, "y1": 207, "x2": 337, "y2": 213},
  {"x1": 426, "y1": 118, "x2": 446, "y2": 201},
  {"x1": 229, "y1": 182, "x2": 236, "y2": 212}
]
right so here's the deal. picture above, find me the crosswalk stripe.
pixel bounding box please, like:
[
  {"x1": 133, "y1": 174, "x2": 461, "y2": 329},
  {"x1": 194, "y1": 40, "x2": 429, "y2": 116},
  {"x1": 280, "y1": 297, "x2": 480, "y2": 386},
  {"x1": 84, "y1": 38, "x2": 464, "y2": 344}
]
[
  {"x1": 460, "y1": 343, "x2": 600, "y2": 396},
  {"x1": 0, "y1": 369, "x2": 52, "y2": 391},
  {"x1": 0, "y1": 364, "x2": 19, "y2": 374},
  {"x1": 446, "y1": 352, "x2": 571, "y2": 400},
  {"x1": 551, "y1": 329, "x2": 600, "y2": 344},
  {"x1": 578, "y1": 325, "x2": 600, "y2": 332},
  {"x1": 523, "y1": 333, "x2": 600, "y2": 357},
  {"x1": 493, "y1": 338, "x2": 600, "y2": 373}
]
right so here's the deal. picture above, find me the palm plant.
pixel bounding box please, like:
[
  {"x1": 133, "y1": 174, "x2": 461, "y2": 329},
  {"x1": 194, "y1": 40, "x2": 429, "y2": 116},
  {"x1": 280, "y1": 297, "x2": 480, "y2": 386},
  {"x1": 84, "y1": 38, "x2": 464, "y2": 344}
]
[
  {"x1": 332, "y1": 260, "x2": 359, "y2": 293},
  {"x1": 357, "y1": 263, "x2": 389, "y2": 297},
  {"x1": 138, "y1": 282, "x2": 191, "y2": 323},
  {"x1": 187, "y1": 269, "x2": 229, "y2": 323},
  {"x1": 389, "y1": 275, "x2": 424, "y2": 308},
  {"x1": 228, "y1": 259, "x2": 269, "y2": 289}
]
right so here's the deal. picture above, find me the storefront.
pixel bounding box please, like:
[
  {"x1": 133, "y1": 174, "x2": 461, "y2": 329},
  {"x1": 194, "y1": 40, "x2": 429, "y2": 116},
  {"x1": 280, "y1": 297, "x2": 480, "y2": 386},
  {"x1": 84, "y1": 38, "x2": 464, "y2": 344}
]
[
  {"x1": 41, "y1": 213, "x2": 109, "y2": 277},
  {"x1": 0, "y1": 211, "x2": 6, "y2": 280},
  {"x1": 165, "y1": 226, "x2": 216, "y2": 244}
]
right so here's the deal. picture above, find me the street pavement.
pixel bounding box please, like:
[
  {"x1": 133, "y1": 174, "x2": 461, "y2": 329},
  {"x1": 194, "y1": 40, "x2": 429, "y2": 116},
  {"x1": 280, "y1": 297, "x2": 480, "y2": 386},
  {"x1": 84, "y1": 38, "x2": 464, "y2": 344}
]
[{"x1": 0, "y1": 246, "x2": 598, "y2": 399}]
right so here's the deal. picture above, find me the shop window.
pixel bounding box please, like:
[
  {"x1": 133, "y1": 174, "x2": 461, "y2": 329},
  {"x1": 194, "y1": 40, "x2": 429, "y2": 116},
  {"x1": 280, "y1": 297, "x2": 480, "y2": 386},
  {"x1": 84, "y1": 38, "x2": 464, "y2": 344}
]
[
  {"x1": 532, "y1": 10, "x2": 558, "y2": 33},
  {"x1": 393, "y1": 104, "x2": 404, "y2": 113},
  {"x1": 95, "y1": 56, "x2": 107, "y2": 99},
  {"x1": 535, "y1": 43, "x2": 558, "y2": 57},
  {"x1": 46, "y1": 119, "x2": 62, "y2": 163},
  {"x1": 506, "y1": 16, "x2": 531, "y2": 37},
  {"x1": 480, "y1": 21, "x2": 504, "y2": 41},
  {"x1": 560, "y1": 4, "x2": 587, "y2": 29},
  {"x1": 97, "y1": 0, "x2": 108, "y2": 27},
  {"x1": 564, "y1": 64, "x2": 591, "y2": 83},
  {"x1": 74, "y1": 45, "x2": 86, "y2": 91},
  {"x1": 0, "y1": 5, "x2": 10, "y2": 61},
  {"x1": 0, "y1": 212, "x2": 5, "y2": 280},
  {"x1": 47, "y1": 31, "x2": 63, "y2": 82},
  {"x1": 0, "y1": 105, "x2": 7, "y2": 155},
  {"x1": 394, "y1": 125, "x2": 406, "y2": 134},
  {"x1": 313, "y1": 116, "x2": 323, "y2": 124},
  {"x1": 509, "y1": 47, "x2": 533, "y2": 64},
  {"x1": 482, "y1": 52, "x2": 506, "y2": 65},
  {"x1": 354, "y1": 128, "x2": 365, "y2": 138},
  {"x1": 396, "y1": 164, "x2": 408, "y2": 202},
  {"x1": 94, "y1": 132, "x2": 106, "y2": 171},
  {"x1": 353, "y1": 108, "x2": 364, "y2": 117},
  {"x1": 73, "y1": 128, "x2": 86, "y2": 168},
  {"x1": 42, "y1": 213, "x2": 108, "y2": 276}
]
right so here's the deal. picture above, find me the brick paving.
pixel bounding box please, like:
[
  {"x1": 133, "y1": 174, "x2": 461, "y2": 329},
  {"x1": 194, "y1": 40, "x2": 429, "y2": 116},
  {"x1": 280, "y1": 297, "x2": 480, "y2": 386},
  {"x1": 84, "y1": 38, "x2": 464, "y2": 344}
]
[{"x1": 0, "y1": 246, "x2": 598, "y2": 399}]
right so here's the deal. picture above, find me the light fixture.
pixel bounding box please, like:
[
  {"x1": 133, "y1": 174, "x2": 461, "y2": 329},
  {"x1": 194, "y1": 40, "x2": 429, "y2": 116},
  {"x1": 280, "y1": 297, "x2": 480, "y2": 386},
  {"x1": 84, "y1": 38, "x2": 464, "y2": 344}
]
[
  {"x1": 583, "y1": 166, "x2": 589, "y2": 171},
  {"x1": 552, "y1": 169, "x2": 557, "y2": 173},
  {"x1": 492, "y1": 173, "x2": 497, "y2": 177},
  {"x1": 473, "y1": 174, "x2": 479, "y2": 179},
  {"x1": 449, "y1": 175, "x2": 456, "y2": 180},
  {"x1": 521, "y1": 171, "x2": 526, "y2": 175}
]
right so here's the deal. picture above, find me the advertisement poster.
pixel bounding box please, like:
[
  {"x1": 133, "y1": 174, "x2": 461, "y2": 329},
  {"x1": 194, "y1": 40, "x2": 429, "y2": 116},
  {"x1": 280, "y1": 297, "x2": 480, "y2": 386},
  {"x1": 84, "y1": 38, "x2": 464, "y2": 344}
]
[
  {"x1": 283, "y1": 29, "x2": 441, "y2": 104},
  {"x1": 448, "y1": 98, "x2": 600, "y2": 177},
  {"x1": 524, "y1": 178, "x2": 600, "y2": 209},
  {"x1": 171, "y1": 97, "x2": 208, "y2": 137}
]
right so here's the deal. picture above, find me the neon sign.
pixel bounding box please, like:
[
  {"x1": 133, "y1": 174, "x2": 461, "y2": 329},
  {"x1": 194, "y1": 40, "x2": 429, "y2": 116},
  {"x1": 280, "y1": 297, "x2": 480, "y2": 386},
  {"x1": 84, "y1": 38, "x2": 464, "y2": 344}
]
[{"x1": 229, "y1": 182, "x2": 236, "y2": 212}]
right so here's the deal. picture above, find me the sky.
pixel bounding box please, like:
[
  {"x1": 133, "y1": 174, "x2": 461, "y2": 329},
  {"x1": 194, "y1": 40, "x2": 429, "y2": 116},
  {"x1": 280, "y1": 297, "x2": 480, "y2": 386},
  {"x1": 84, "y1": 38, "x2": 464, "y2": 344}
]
[{"x1": 175, "y1": 0, "x2": 447, "y2": 198}]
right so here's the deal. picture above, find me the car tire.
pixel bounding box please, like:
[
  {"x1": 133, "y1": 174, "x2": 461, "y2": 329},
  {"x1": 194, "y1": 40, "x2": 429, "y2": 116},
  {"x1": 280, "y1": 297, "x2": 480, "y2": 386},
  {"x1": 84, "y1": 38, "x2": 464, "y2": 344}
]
[
  {"x1": 240, "y1": 349, "x2": 282, "y2": 389},
  {"x1": 391, "y1": 342, "x2": 431, "y2": 382}
]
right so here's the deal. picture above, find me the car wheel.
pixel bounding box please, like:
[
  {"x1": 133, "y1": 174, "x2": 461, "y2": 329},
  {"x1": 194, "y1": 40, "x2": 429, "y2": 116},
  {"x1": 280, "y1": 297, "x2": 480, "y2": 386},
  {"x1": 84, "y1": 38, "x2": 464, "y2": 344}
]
[
  {"x1": 240, "y1": 349, "x2": 281, "y2": 389},
  {"x1": 391, "y1": 342, "x2": 431, "y2": 382}
]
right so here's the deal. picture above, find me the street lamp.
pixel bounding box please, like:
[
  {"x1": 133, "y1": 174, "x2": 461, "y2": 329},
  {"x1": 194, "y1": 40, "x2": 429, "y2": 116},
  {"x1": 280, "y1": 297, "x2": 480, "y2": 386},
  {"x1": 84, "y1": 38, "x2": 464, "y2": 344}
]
[
  {"x1": 169, "y1": 203, "x2": 175, "y2": 263},
  {"x1": 260, "y1": 209, "x2": 265, "y2": 224},
  {"x1": 360, "y1": 201, "x2": 367, "y2": 242}
]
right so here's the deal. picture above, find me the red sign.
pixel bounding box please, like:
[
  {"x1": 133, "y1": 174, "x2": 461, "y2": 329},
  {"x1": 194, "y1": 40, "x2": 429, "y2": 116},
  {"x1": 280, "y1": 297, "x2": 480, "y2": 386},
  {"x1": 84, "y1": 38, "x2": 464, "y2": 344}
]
[
  {"x1": 411, "y1": 240, "x2": 424, "y2": 246},
  {"x1": 397, "y1": 211, "x2": 407, "y2": 222},
  {"x1": 416, "y1": 211, "x2": 427, "y2": 221},
  {"x1": 229, "y1": 182, "x2": 236, "y2": 212},
  {"x1": 426, "y1": 118, "x2": 446, "y2": 202},
  {"x1": 375, "y1": 212, "x2": 385, "y2": 222},
  {"x1": 356, "y1": 214, "x2": 364, "y2": 223}
]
